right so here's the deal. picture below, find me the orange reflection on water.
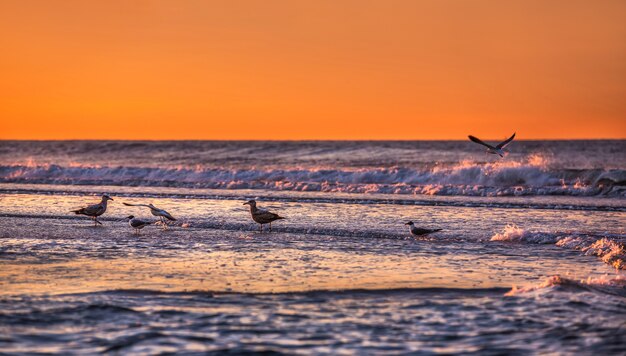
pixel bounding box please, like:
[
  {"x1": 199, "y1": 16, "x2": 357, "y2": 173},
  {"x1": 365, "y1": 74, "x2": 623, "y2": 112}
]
[{"x1": 1, "y1": 248, "x2": 498, "y2": 296}]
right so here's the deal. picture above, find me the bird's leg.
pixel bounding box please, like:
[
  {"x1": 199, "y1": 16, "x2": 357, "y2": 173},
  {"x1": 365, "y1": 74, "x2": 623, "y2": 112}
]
[
  {"x1": 259, "y1": 224, "x2": 263, "y2": 233},
  {"x1": 269, "y1": 222, "x2": 272, "y2": 232}
]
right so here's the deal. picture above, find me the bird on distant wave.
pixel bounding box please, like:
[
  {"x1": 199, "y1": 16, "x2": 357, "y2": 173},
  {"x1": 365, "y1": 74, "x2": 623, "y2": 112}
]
[
  {"x1": 468, "y1": 133, "x2": 516, "y2": 157},
  {"x1": 70, "y1": 194, "x2": 113, "y2": 226},
  {"x1": 405, "y1": 221, "x2": 442, "y2": 236},
  {"x1": 126, "y1": 215, "x2": 152, "y2": 235},
  {"x1": 243, "y1": 199, "x2": 285, "y2": 232},
  {"x1": 123, "y1": 202, "x2": 176, "y2": 229}
]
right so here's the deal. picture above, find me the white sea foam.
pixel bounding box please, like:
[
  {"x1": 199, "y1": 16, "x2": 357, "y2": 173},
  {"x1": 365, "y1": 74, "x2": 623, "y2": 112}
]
[
  {"x1": 505, "y1": 274, "x2": 626, "y2": 297},
  {"x1": 491, "y1": 225, "x2": 626, "y2": 269},
  {"x1": 1, "y1": 153, "x2": 624, "y2": 197}
]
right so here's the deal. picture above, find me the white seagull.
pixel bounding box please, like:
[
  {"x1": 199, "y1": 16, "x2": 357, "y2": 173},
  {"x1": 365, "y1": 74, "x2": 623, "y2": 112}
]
[
  {"x1": 71, "y1": 194, "x2": 113, "y2": 226},
  {"x1": 405, "y1": 221, "x2": 442, "y2": 236},
  {"x1": 243, "y1": 199, "x2": 285, "y2": 232},
  {"x1": 123, "y1": 202, "x2": 176, "y2": 229},
  {"x1": 468, "y1": 133, "x2": 516, "y2": 157},
  {"x1": 126, "y1": 215, "x2": 152, "y2": 235}
]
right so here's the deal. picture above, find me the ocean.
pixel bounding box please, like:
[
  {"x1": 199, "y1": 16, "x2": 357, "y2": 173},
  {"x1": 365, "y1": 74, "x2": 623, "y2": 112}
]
[{"x1": 0, "y1": 140, "x2": 624, "y2": 354}]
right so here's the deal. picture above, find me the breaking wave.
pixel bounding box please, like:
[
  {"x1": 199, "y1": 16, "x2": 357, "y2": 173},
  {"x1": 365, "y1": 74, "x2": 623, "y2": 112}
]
[
  {"x1": 491, "y1": 224, "x2": 626, "y2": 270},
  {"x1": 505, "y1": 275, "x2": 626, "y2": 297},
  {"x1": 1, "y1": 155, "x2": 624, "y2": 197}
]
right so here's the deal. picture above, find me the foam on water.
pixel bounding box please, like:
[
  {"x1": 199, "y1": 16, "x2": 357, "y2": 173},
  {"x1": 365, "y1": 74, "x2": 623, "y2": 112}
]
[
  {"x1": 1, "y1": 140, "x2": 625, "y2": 197},
  {"x1": 491, "y1": 224, "x2": 626, "y2": 269},
  {"x1": 1, "y1": 155, "x2": 624, "y2": 197},
  {"x1": 506, "y1": 275, "x2": 626, "y2": 297}
]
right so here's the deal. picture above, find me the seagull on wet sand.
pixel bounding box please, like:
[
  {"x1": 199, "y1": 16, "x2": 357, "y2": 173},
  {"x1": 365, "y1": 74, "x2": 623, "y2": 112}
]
[
  {"x1": 71, "y1": 194, "x2": 113, "y2": 226},
  {"x1": 123, "y1": 202, "x2": 176, "y2": 229},
  {"x1": 127, "y1": 215, "x2": 152, "y2": 235},
  {"x1": 405, "y1": 221, "x2": 442, "y2": 236},
  {"x1": 243, "y1": 199, "x2": 285, "y2": 232},
  {"x1": 468, "y1": 133, "x2": 516, "y2": 157}
]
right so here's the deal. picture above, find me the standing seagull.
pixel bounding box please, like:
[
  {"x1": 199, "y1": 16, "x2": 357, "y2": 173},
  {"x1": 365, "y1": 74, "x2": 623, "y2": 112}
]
[
  {"x1": 126, "y1": 215, "x2": 152, "y2": 235},
  {"x1": 123, "y1": 202, "x2": 176, "y2": 229},
  {"x1": 243, "y1": 200, "x2": 285, "y2": 232},
  {"x1": 405, "y1": 221, "x2": 442, "y2": 236},
  {"x1": 468, "y1": 133, "x2": 516, "y2": 157},
  {"x1": 71, "y1": 194, "x2": 113, "y2": 226}
]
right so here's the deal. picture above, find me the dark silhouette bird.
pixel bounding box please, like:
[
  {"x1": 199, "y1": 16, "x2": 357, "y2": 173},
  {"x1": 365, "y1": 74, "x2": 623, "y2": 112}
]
[
  {"x1": 468, "y1": 133, "x2": 516, "y2": 157},
  {"x1": 405, "y1": 221, "x2": 442, "y2": 236},
  {"x1": 126, "y1": 215, "x2": 152, "y2": 235}
]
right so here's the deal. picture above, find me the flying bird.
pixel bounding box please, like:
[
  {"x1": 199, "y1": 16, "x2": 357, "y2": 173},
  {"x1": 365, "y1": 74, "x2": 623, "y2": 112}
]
[
  {"x1": 123, "y1": 202, "x2": 176, "y2": 229},
  {"x1": 468, "y1": 133, "x2": 516, "y2": 157},
  {"x1": 243, "y1": 199, "x2": 285, "y2": 232},
  {"x1": 71, "y1": 194, "x2": 113, "y2": 226},
  {"x1": 126, "y1": 215, "x2": 152, "y2": 235},
  {"x1": 405, "y1": 221, "x2": 442, "y2": 236}
]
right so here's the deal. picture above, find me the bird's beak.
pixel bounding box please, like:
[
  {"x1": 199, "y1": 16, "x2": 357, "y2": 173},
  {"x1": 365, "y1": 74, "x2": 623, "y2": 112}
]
[
  {"x1": 243, "y1": 202, "x2": 249, "y2": 205},
  {"x1": 404, "y1": 222, "x2": 410, "y2": 225}
]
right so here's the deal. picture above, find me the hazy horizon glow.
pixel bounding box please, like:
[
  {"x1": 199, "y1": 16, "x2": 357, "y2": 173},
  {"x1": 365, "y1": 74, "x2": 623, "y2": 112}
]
[{"x1": 1, "y1": 0, "x2": 625, "y2": 140}]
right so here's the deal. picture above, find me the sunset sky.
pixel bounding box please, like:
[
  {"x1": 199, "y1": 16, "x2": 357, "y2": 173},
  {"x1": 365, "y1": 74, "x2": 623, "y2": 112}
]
[{"x1": 1, "y1": 0, "x2": 625, "y2": 140}]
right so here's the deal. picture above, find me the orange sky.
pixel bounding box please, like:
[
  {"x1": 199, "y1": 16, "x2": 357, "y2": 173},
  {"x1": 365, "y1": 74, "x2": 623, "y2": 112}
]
[{"x1": 1, "y1": 0, "x2": 625, "y2": 140}]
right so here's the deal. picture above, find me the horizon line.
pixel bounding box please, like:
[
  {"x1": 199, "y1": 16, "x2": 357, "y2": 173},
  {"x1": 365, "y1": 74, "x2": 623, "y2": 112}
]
[{"x1": 1, "y1": 138, "x2": 624, "y2": 142}]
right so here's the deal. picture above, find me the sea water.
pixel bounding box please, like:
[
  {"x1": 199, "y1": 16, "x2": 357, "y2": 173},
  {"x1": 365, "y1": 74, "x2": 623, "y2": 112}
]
[{"x1": 0, "y1": 140, "x2": 624, "y2": 354}]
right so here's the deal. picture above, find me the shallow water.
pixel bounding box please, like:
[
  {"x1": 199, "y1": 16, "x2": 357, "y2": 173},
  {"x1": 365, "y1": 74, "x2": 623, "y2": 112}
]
[{"x1": 0, "y1": 140, "x2": 625, "y2": 354}]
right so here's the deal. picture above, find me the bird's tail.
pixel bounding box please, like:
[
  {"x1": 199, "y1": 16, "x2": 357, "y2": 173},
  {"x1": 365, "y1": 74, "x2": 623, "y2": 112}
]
[
  {"x1": 71, "y1": 208, "x2": 85, "y2": 215},
  {"x1": 433, "y1": 229, "x2": 443, "y2": 232}
]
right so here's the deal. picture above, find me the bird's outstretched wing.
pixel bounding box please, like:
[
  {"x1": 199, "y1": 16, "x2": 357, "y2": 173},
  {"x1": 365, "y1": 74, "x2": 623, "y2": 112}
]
[
  {"x1": 160, "y1": 210, "x2": 177, "y2": 221},
  {"x1": 123, "y1": 202, "x2": 152, "y2": 208},
  {"x1": 126, "y1": 202, "x2": 177, "y2": 221},
  {"x1": 468, "y1": 135, "x2": 496, "y2": 149},
  {"x1": 496, "y1": 133, "x2": 516, "y2": 149}
]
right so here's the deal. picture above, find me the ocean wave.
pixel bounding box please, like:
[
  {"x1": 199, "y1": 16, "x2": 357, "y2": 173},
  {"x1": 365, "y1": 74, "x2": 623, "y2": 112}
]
[
  {"x1": 491, "y1": 225, "x2": 626, "y2": 270},
  {"x1": 1, "y1": 155, "x2": 624, "y2": 197},
  {"x1": 505, "y1": 275, "x2": 626, "y2": 297}
]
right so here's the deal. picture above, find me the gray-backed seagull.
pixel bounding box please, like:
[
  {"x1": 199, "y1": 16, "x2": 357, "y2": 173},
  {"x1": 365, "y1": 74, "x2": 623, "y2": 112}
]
[{"x1": 71, "y1": 194, "x2": 113, "y2": 226}]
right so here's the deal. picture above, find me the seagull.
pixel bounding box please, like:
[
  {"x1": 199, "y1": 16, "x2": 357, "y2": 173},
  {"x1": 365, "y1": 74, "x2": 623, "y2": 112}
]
[
  {"x1": 405, "y1": 221, "x2": 442, "y2": 236},
  {"x1": 126, "y1": 215, "x2": 152, "y2": 235},
  {"x1": 123, "y1": 202, "x2": 176, "y2": 229},
  {"x1": 70, "y1": 194, "x2": 113, "y2": 226},
  {"x1": 468, "y1": 133, "x2": 516, "y2": 157},
  {"x1": 243, "y1": 199, "x2": 285, "y2": 232}
]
